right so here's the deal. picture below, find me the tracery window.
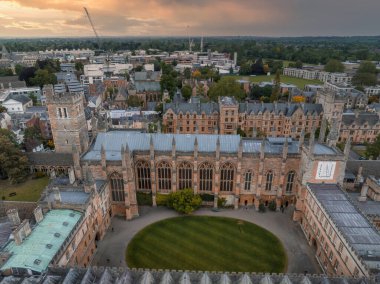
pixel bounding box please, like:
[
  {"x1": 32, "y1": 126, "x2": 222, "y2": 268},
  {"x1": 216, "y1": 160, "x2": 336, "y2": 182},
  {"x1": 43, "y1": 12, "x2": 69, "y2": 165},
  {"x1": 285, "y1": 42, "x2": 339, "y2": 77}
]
[
  {"x1": 110, "y1": 172, "x2": 124, "y2": 202},
  {"x1": 265, "y1": 171, "x2": 274, "y2": 191},
  {"x1": 286, "y1": 171, "x2": 296, "y2": 193},
  {"x1": 178, "y1": 162, "x2": 192, "y2": 190},
  {"x1": 220, "y1": 162, "x2": 235, "y2": 192},
  {"x1": 157, "y1": 161, "x2": 172, "y2": 192},
  {"x1": 199, "y1": 162, "x2": 213, "y2": 192},
  {"x1": 244, "y1": 171, "x2": 252, "y2": 191},
  {"x1": 136, "y1": 160, "x2": 151, "y2": 191}
]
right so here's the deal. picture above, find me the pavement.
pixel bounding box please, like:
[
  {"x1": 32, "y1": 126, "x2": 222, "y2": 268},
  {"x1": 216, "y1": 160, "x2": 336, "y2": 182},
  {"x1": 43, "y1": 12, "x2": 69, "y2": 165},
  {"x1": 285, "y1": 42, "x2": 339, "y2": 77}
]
[{"x1": 91, "y1": 206, "x2": 321, "y2": 274}]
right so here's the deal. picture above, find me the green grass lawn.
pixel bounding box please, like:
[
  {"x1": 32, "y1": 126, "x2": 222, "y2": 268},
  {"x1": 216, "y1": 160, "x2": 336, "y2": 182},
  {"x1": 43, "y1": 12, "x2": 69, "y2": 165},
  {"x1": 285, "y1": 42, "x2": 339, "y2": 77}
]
[
  {"x1": 126, "y1": 216, "x2": 287, "y2": 273},
  {"x1": 0, "y1": 176, "x2": 49, "y2": 202},
  {"x1": 230, "y1": 75, "x2": 322, "y2": 89}
]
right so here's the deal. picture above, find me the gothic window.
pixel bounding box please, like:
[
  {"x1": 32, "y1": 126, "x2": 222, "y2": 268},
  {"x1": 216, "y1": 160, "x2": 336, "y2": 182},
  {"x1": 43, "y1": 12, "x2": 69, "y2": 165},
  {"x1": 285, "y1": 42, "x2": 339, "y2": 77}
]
[
  {"x1": 244, "y1": 171, "x2": 252, "y2": 191},
  {"x1": 265, "y1": 171, "x2": 274, "y2": 191},
  {"x1": 57, "y1": 107, "x2": 68, "y2": 118},
  {"x1": 157, "y1": 161, "x2": 172, "y2": 192},
  {"x1": 136, "y1": 160, "x2": 151, "y2": 191},
  {"x1": 286, "y1": 171, "x2": 296, "y2": 193},
  {"x1": 178, "y1": 162, "x2": 192, "y2": 190},
  {"x1": 220, "y1": 162, "x2": 235, "y2": 192},
  {"x1": 199, "y1": 162, "x2": 213, "y2": 192},
  {"x1": 110, "y1": 172, "x2": 124, "y2": 202}
]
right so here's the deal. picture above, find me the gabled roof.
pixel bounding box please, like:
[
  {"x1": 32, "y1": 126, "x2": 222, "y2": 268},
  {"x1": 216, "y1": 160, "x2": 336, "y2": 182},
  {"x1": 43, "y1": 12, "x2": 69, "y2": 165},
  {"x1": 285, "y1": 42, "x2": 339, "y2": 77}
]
[
  {"x1": 6, "y1": 94, "x2": 32, "y2": 105},
  {"x1": 342, "y1": 112, "x2": 379, "y2": 126}
]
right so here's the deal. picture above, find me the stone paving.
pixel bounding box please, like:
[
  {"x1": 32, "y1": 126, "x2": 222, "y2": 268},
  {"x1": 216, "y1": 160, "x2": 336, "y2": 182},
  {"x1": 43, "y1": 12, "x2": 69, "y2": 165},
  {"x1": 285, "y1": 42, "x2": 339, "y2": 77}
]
[{"x1": 92, "y1": 206, "x2": 321, "y2": 274}]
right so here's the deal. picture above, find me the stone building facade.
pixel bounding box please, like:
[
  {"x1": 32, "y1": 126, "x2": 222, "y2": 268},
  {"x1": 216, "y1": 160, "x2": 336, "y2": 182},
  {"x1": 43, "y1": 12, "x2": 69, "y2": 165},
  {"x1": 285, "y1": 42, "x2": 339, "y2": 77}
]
[
  {"x1": 163, "y1": 97, "x2": 323, "y2": 138},
  {"x1": 44, "y1": 85, "x2": 89, "y2": 154}
]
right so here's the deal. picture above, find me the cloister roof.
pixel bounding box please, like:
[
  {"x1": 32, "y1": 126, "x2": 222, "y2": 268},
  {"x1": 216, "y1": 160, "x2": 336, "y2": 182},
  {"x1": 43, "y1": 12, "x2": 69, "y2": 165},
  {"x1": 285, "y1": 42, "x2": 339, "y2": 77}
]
[{"x1": 82, "y1": 131, "x2": 338, "y2": 162}]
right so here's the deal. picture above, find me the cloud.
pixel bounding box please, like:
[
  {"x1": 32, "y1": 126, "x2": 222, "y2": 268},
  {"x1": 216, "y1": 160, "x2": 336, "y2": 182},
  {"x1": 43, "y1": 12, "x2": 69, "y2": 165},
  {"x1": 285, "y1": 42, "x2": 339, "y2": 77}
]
[{"x1": 0, "y1": 0, "x2": 379, "y2": 37}]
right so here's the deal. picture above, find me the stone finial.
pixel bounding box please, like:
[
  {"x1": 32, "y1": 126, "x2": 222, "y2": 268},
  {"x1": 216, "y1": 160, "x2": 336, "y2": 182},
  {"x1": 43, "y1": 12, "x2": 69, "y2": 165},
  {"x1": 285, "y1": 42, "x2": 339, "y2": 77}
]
[
  {"x1": 150, "y1": 135, "x2": 154, "y2": 147},
  {"x1": 344, "y1": 136, "x2": 351, "y2": 158},
  {"x1": 172, "y1": 136, "x2": 176, "y2": 146},
  {"x1": 33, "y1": 206, "x2": 43, "y2": 223},
  {"x1": 309, "y1": 127, "x2": 316, "y2": 154},
  {"x1": 121, "y1": 144, "x2": 125, "y2": 156},
  {"x1": 194, "y1": 136, "x2": 198, "y2": 146},
  {"x1": 299, "y1": 129, "x2": 305, "y2": 150},
  {"x1": 72, "y1": 143, "x2": 78, "y2": 153},
  {"x1": 318, "y1": 118, "x2": 327, "y2": 143},
  {"x1": 260, "y1": 137, "x2": 265, "y2": 159},
  {"x1": 283, "y1": 137, "x2": 288, "y2": 159},
  {"x1": 7, "y1": 209, "x2": 20, "y2": 226}
]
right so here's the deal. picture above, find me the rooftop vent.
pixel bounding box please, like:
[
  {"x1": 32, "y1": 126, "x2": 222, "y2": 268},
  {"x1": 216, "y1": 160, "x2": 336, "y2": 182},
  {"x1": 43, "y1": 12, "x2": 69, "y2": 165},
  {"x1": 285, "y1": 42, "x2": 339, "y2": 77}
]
[
  {"x1": 63, "y1": 222, "x2": 69, "y2": 227},
  {"x1": 54, "y1": 232, "x2": 61, "y2": 238},
  {"x1": 34, "y1": 259, "x2": 41, "y2": 265},
  {"x1": 46, "y1": 244, "x2": 52, "y2": 249}
]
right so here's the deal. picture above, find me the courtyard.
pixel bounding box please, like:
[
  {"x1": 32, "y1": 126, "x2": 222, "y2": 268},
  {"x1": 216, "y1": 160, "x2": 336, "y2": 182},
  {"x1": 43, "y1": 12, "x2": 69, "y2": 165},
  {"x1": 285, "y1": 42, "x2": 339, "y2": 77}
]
[
  {"x1": 92, "y1": 206, "x2": 321, "y2": 274},
  {"x1": 126, "y1": 216, "x2": 286, "y2": 272}
]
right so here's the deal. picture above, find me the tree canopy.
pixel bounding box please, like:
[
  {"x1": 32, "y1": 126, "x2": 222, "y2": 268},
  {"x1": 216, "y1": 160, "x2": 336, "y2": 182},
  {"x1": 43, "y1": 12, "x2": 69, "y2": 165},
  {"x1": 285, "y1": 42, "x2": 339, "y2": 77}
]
[
  {"x1": 352, "y1": 61, "x2": 378, "y2": 87},
  {"x1": 365, "y1": 134, "x2": 380, "y2": 159},
  {"x1": 324, "y1": 59, "x2": 345, "y2": 72},
  {"x1": 208, "y1": 77, "x2": 246, "y2": 102},
  {"x1": 167, "y1": 189, "x2": 202, "y2": 214},
  {"x1": 0, "y1": 129, "x2": 28, "y2": 183},
  {"x1": 181, "y1": 85, "x2": 192, "y2": 101}
]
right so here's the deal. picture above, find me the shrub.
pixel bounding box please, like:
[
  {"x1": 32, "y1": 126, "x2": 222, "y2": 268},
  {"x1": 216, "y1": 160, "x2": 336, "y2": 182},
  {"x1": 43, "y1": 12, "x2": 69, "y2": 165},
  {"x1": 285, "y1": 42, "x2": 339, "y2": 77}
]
[
  {"x1": 268, "y1": 200, "x2": 277, "y2": 211},
  {"x1": 259, "y1": 203, "x2": 266, "y2": 213},
  {"x1": 217, "y1": 197, "x2": 226, "y2": 208},
  {"x1": 167, "y1": 189, "x2": 202, "y2": 214},
  {"x1": 136, "y1": 192, "x2": 152, "y2": 206},
  {"x1": 156, "y1": 193, "x2": 169, "y2": 206}
]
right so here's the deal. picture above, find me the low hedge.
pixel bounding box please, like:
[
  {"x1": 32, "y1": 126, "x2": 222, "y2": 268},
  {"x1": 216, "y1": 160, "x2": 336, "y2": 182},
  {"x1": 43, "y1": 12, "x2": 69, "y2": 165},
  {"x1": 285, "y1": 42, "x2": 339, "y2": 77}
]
[{"x1": 136, "y1": 192, "x2": 153, "y2": 206}]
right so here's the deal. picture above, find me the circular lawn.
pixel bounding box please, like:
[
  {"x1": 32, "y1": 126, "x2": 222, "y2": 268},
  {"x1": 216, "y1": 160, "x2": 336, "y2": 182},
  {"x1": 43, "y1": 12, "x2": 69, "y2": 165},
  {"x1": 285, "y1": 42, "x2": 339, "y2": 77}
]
[{"x1": 126, "y1": 216, "x2": 287, "y2": 273}]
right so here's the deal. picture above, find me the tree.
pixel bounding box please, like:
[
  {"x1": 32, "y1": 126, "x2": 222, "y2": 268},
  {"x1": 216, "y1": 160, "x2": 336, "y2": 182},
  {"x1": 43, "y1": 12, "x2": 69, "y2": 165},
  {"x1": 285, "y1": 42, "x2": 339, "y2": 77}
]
[
  {"x1": 324, "y1": 59, "x2": 345, "y2": 72},
  {"x1": 23, "y1": 126, "x2": 43, "y2": 152},
  {"x1": 0, "y1": 68, "x2": 13, "y2": 76},
  {"x1": 208, "y1": 77, "x2": 246, "y2": 102},
  {"x1": 15, "y1": 64, "x2": 23, "y2": 76},
  {"x1": 270, "y1": 70, "x2": 281, "y2": 102},
  {"x1": 75, "y1": 62, "x2": 84, "y2": 72},
  {"x1": 365, "y1": 134, "x2": 380, "y2": 159},
  {"x1": 251, "y1": 58, "x2": 265, "y2": 75},
  {"x1": 167, "y1": 189, "x2": 202, "y2": 214},
  {"x1": 29, "y1": 92, "x2": 37, "y2": 105},
  {"x1": 183, "y1": 68, "x2": 191, "y2": 79},
  {"x1": 18, "y1": 67, "x2": 36, "y2": 86},
  {"x1": 181, "y1": 85, "x2": 192, "y2": 101},
  {"x1": 352, "y1": 61, "x2": 378, "y2": 87},
  {"x1": 0, "y1": 104, "x2": 7, "y2": 113},
  {"x1": 0, "y1": 130, "x2": 28, "y2": 183},
  {"x1": 239, "y1": 62, "x2": 252, "y2": 75},
  {"x1": 30, "y1": 69, "x2": 57, "y2": 87},
  {"x1": 127, "y1": 95, "x2": 143, "y2": 107},
  {"x1": 289, "y1": 60, "x2": 303, "y2": 69},
  {"x1": 134, "y1": 65, "x2": 143, "y2": 72}
]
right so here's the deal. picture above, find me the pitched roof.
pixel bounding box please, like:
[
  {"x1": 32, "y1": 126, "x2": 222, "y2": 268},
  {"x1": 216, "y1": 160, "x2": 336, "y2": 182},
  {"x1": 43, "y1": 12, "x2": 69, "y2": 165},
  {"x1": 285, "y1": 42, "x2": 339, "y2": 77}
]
[
  {"x1": 7, "y1": 94, "x2": 32, "y2": 105},
  {"x1": 342, "y1": 112, "x2": 379, "y2": 126},
  {"x1": 307, "y1": 183, "x2": 380, "y2": 267},
  {"x1": 26, "y1": 152, "x2": 74, "y2": 166}
]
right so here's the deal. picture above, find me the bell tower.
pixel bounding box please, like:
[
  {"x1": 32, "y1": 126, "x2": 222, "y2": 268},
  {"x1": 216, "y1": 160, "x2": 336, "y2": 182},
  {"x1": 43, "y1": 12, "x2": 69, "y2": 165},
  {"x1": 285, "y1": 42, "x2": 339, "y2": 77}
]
[{"x1": 45, "y1": 85, "x2": 89, "y2": 154}]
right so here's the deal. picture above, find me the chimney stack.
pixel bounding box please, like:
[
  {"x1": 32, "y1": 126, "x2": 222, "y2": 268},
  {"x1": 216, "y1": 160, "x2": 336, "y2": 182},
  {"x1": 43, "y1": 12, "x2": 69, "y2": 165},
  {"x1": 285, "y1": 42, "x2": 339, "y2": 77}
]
[
  {"x1": 53, "y1": 187, "x2": 61, "y2": 203},
  {"x1": 33, "y1": 206, "x2": 44, "y2": 223},
  {"x1": 7, "y1": 209, "x2": 20, "y2": 226},
  {"x1": 13, "y1": 220, "x2": 32, "y2": 245}
]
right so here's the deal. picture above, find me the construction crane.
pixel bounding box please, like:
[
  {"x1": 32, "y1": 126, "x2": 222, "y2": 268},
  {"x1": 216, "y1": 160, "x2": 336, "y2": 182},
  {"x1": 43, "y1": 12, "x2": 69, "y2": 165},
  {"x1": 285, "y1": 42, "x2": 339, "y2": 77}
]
[{"x1": 83, "y1": 7, "x2": 102, "y2": 52}]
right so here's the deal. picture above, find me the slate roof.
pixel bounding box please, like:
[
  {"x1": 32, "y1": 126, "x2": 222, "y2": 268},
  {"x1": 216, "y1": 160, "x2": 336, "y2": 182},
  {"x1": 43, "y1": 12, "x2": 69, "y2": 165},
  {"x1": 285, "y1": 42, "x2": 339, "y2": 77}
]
[
  {"x1": 134, "y1": 71, "x2": 160, "y2": 81},
  {"x1": 26, "y1": 152, "x2": 74, "y2": 167},
  {"x1": 164, "y1": 101, "x2": 323, "y2": 116},
  {"x1": 164, "y1": 101, "x2": 219, "y2": 115},
  {"x1": 7, "y1": 94, "x2": 32, "y2": 105},
  {"x1": 346, "y1": 160, "x2": 380, "y2": 178},
  {"x1": 0, "y1": 218, "x2": 12, "y2": 249},
  {"x1": 0, "y1": 76, "x2": 26, "y2": 89},
  {"x1": 135, "y1": 81, "x2": 161, "y2": 92},
  {"x1": 308, "y1": 183, "x2": 380, "y2": 267},
  {"x1": 342, "y1": 112, "x2": 380, "y2": 126},
  {"x1": 0, "y1": 267, "x2": 375, "y2": 283},
  {"x1": 82, "y1": 131, "x2": 337, "y2": 162}
]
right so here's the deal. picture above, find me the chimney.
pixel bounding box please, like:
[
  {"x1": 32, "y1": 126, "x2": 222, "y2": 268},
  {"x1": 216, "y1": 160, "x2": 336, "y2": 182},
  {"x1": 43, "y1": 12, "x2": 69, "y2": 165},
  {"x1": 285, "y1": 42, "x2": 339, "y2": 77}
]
[
  {"x1": 53, "y1": 187, "x2": 61, "y2": 203},
  {"x1": 33, "y1": 206, "x2": 44, "y2": 223},
  {"x1": 7, "y1": 209, "x2": 20, "y2": 226},
  {"x1": 358, "y1": 183, "x2": 368, "y2": 202},
  {"x1": 13, "y1": 220, "x2": 32, "y2": 245}
]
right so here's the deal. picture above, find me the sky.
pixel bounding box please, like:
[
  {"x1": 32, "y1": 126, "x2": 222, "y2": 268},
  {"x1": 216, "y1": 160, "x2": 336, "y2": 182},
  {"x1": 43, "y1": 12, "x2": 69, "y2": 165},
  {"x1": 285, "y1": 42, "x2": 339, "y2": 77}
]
[{"x1": 0, "y1": 0, "x2": 379, "y2": 38}]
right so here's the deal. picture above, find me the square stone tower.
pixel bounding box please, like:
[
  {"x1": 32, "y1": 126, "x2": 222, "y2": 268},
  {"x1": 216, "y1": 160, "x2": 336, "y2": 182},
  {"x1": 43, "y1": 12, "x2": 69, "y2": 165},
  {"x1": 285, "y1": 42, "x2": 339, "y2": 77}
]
[{"x1": 45, "y1": 85, "x2": 89, "y2": 154}]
